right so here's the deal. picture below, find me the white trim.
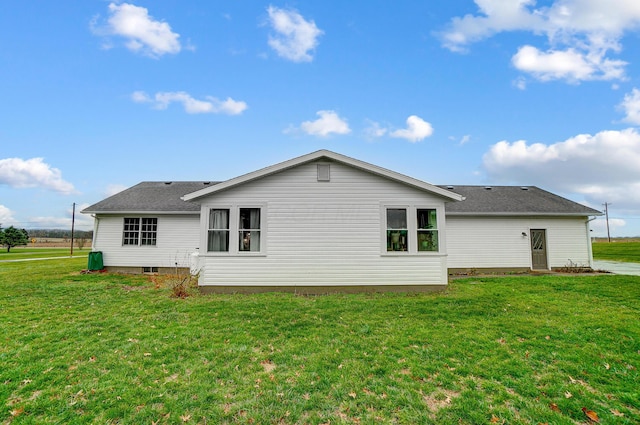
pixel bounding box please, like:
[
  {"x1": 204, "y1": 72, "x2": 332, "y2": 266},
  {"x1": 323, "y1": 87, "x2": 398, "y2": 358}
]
[
  {"x1": 183, "y1": 150, "x2": 463, "y2": 202},
  {"x1": 203, "y1": 204, "x2": 267, "y2": 256},
  {"x1": 380, "y1": 204, "x2": 444, "y2": 255}
]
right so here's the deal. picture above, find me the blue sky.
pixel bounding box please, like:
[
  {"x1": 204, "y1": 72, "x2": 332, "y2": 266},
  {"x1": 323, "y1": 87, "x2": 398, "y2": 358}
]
[{"x1": 2, "y1": 0, "x2": 640, "y2": 236}]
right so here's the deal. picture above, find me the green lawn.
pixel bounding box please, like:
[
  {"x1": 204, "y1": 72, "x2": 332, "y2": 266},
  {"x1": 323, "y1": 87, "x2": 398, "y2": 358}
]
[
  {"x1": 0, "y1": 247, "x2": 90, "y2": 261},
  {"x1": 592, "y1": 241, "x2": 640, "y2": 263},
  {"x1": 1, "y1": 259, "x2": 639, "y2": 424}
]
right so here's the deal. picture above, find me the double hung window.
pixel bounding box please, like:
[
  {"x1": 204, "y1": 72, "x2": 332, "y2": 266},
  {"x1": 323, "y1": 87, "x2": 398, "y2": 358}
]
[
  {"x1": 386, "y1": 209, "x2": 408, "y2": 252},
  {"x1": 207, "y1": 207, "x2": 263, "y2": 253},
  {"x1": 384, "y1": 207, "x2": 439, "y2": 253},
  {"x1": 239, "y1": 208, "x2": 261, "y2": 252},
  {"x1": 123, "y1": 217, "x2": 157, "y2": 246},
  {"x1": 208, "y1": 209, "x2": 230, "y2": 252},
  {"x1": 416, "y1": 209, "x2": 438, "y2": 252}
]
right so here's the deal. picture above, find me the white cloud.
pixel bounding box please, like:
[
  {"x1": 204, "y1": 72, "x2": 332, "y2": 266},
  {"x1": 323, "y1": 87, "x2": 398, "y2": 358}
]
[
  {"x1": 132, "y1": 91, "x2": 247, "y2": 115},
  {"x1": 105, "y1": 184, "x2": 128, "y2": 197},
  {"x1": 511, "y1": 45, "x2": 626, "y2": 82},
  {"x1": 482, "y1": 128, "x2": 640, "y2": 213},
  {"x1": 591, "y1": 216, "x2": 627, "y2": 235},
  {"x1": 389, "y1": 115, "x2": 434, "y2": 143},
  {"x1": 298, "y1": 110, "x2": 350, "y2": 137},
  {"x1": 0, "y1": 205, "x2": 16, "y2": 226},
  {"x1": 619, "y1": 88, "x2": 640, "y2": 125},
  {"x1": 92, "y1": 2, "x2": 181, "y2": 58},
  {"x1": 440, "y1": 0, "x2": 640, "y2": 83},
  {"x1": 0, "y1": 158, "x2": 76, "y2": 194},
  {"x1": 363, "y1": 120, "x2": 388, "y2": 140},
  {"x1": 27, "y1": 214, "x2": 94, "y2": 232},
  {"x1": 267, "y1": 6, "x2": 323, "y2": 62},
  {"x1": 459, "y1": 134, "x2": 471, "y2": 145}
]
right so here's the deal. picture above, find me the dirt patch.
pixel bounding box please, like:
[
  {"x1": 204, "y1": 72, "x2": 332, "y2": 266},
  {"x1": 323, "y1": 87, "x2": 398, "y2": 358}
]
[{"x1": 422, "y1": 388, "x2": 460, "y2": 418}]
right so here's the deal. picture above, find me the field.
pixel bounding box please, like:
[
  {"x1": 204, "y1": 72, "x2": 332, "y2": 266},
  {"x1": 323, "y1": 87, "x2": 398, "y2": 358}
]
[
  {"x1": 1, "y1": 258, "x2": 639, "y2": 424},
  {"x1": 592, "y1": 240, "x2": 640, "y2": 263}
]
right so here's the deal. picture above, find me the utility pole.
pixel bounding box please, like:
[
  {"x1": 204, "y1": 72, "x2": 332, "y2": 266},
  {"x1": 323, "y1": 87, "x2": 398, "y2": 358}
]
[
  {"x1": 70, "y1": 202, "x2": 76, "y2": 256},
  {"x1": 603, "y1": 202, "x2": 611, "y2": 243}
]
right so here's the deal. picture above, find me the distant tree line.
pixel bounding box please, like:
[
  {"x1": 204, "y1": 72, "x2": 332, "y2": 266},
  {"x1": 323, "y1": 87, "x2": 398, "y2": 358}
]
[{"x1": 27, "y1": 229, "x2": 94, "y2": 239}]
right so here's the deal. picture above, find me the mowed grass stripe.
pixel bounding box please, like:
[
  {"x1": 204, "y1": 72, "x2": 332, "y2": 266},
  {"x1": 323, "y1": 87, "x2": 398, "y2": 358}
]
[{"x1": 1, "y1": 258, "x2": 639, "y2": 424}]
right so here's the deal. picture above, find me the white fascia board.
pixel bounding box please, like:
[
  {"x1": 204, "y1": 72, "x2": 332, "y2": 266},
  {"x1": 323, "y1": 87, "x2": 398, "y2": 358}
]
[
  {"x1": 445, "y1": 212, "x2": 604, "y2": 217},
  {"x1": 82, "y1": 210, "x2": 200, "y2": 215},
  {"x1": 182, "y1": 149, "x2": 464, "y2": 202}
]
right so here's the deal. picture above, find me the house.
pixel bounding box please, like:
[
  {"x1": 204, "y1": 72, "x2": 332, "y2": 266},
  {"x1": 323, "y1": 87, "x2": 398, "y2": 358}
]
[{"x1": 82, "y1": 150, "x2": 601, "y2": 293}]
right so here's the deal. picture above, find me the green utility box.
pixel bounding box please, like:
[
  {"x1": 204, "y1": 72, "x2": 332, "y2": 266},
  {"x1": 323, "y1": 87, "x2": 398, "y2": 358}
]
[{"x1": 87, "y1": 251, "x2": 104, "y2": 271}]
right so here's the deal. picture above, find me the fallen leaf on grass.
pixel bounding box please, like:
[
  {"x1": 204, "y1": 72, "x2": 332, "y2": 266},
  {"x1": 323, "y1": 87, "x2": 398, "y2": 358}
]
[
  {"x1": 362, "y1": 388, "x2": 375, "y2": 396},
  {"x1": 610, "y1": 409, "x2": 624, "y2": 417},
  {"x1": 180, "y1": 413, "x2": 191, "y2": 422},
  {"x1": 549, "y1": 403, "x2": 561, "y2": 413},
  {"x1": 348, "y1": 392, "x2": 357, "y2": 399},
  {"x1": 144, "y1": 353, "x2": 152, "y2": 357},
  {"x1": 10, "y1": 407, "x2": 25, "y2": 417},
  {"x1": 582, "y1": 407, "x2": 600, "y2": 423},
  {"x1": 564, "y1": 391, "x2": 572, "y2": 398},
  {"x1": 490, "y1": 414, "x2": 501, "y2": 423}
]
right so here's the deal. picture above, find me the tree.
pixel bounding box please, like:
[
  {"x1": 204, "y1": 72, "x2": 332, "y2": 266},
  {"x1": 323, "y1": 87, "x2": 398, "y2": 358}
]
[{"x1": 0, "y1": 226, "x2": 30, "y2": 252}]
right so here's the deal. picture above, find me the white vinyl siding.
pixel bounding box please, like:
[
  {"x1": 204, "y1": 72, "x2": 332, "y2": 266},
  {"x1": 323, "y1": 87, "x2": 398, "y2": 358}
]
[
  {"x1": 446, "y1": 216, "x2": 593, "y2": 269},
  {"x1": 197, "y1": 161, "x2": 449, "y2": 287},
  {"x1": 92, "y1": 215, "x2": 200, "y2": 269}
]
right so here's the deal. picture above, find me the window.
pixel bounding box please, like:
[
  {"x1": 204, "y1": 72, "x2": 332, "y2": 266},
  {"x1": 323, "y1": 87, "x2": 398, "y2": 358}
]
[
  {"x1": 208, "y1": 209, "x2": 229, "y2": 252},
  {"x1": 417, "y1": 209, "x2": 438, "y2": 251},
  {"x1": 140, "y1": 218, "x2": 157, "y2": 245},
  {"x1": 386, "y1": 208, "x2": 408, "y2": 252},
  {"x1": 239, "y1": 208, "x2": 261, "y2": 252},
  {"x1": 143, "y1": 266, "x2": 158, "y2": 273},
  {"x1": 207, "y1": 206, "x2": 264, "y2": 254},
  {"x1": 383, "y1": 206, "x2": 441, "y2": 254},
  {"x1": 123, "y1": 218, "x2": 140, "y2": 245},
  {"x1": 123, "y1": 217, "x2": 157, "y2": 246}
]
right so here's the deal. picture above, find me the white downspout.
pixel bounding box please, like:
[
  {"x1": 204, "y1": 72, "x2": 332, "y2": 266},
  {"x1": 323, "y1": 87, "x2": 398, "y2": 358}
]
[
  {"x1": 91, "y1": 215, "x2": 100, "y2": 251},
  {"x1": 586, "y1": 217, "x2": 597, "y2": 267}
]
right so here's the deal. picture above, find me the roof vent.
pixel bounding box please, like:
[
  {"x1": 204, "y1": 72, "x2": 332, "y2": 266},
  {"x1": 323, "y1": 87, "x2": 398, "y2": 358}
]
[
  {"x1": 484, "y1": 186, "x2": 492, "y2": 190},
  {"x1": 164, "y1": 182, "x2": 172, "y2": 185},
  {"x1": 520, "y1": 186, "x2": 529, "y2": 190},
  {"x1": 446, "y1": 185, "x2": 454, "y2": 190},
  {"x1": 203, "y1": 182, "x2": 211, "y2": 185},
  {"x1": 317, "y1": 163, "x2": 330, "y2": 182}
]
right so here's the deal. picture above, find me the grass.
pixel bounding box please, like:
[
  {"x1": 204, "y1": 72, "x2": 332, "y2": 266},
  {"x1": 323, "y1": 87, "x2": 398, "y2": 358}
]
[
  {"x1": 1, "y1": 259, "x2": 639, "y2": 424},
  {"x1": 0, "y1": 247, "x2": 90, "y2": 261},
  {"x1": 592, "y1": 241, "x2": 640, "y2": 263}
]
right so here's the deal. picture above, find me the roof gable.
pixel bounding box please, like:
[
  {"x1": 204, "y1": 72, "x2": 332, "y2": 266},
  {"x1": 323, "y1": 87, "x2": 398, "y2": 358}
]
[{"x1": 182, "y1": 150, "x2": 463, "y2": 202}]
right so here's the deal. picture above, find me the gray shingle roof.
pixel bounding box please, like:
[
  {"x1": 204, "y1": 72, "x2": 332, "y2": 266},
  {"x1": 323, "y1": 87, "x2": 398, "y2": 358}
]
[
  {"x1": 81, "y1": 181, "x2": 220, "y2": 214},
  {"x1": 439, "y1": 185, "x2": 602, "y2": 216},
  {"x1": 82, "y1": 181, "x2": 602, "y2": 217}
]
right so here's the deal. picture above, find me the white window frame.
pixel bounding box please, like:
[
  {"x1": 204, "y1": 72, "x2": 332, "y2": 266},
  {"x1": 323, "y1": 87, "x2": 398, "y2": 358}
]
[
  {"x1": 381, "y1": 205, "x2": 444, "y2": 255},
  {"x1": 204, "y1": 204, "x2": 266, "y2": 256},
  {"x1": 122, "y1": 217, "x2": 158, "y2": 247}
]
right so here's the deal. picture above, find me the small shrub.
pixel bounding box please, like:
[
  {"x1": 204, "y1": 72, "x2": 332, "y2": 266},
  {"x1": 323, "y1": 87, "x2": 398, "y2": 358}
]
[
  {"x1": 150, "y1": 271, "x2": 199, "y2": 298},
  {"x1": 559, "y1": 260, "x2": 593, "y2": 273}
]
